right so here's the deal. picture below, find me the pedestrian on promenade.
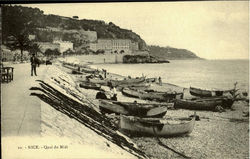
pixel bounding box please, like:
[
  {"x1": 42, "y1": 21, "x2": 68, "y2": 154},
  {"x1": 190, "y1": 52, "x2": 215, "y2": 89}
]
[{"x1": 30, "y1": 53, "x2": 39, "y2": 76}]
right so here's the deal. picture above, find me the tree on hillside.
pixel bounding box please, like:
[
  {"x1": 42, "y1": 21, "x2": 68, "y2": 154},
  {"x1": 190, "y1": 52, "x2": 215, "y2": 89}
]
[
  {"x1": 6, "y1": 34, "x2": 31, "y2": 62},
  {"x1": 44, "y1": 49, "x2": 53, "y2": 57},
  {"x1": 2, "y1": 5, "x2": 39, "y2": 62},
  {"x1": 45, "y1": 48, "x2": 61, "y2": 57},
  {"x1": 29, "y1": 43, "x2": 42, "y2": 56},
  {"x1": 63, "y1": 48, "x2": 74, "y2": 56}
]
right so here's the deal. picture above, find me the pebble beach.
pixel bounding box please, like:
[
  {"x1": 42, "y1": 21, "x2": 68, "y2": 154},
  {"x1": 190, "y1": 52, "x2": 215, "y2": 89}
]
[{"x1": 56, "y1": 57, "x2": 249, "y2": 159}]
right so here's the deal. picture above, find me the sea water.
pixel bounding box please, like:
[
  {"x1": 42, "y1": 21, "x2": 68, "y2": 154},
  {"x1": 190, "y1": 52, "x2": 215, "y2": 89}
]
[{"x1": 90, "y1": 60, "x2": 249, "y2": 92}]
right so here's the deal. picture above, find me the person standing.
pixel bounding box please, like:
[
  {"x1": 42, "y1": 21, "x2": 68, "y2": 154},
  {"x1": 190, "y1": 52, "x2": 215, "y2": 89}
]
[
  {"x1": 30, "y1": 53, "x2": 39, "y2": 76},
  {"x1": 158, "y1": 76, "x2": 162, "y2": 86},
  {"x1": 110, "y1": 85, "x2": 117, "y2": 101}
]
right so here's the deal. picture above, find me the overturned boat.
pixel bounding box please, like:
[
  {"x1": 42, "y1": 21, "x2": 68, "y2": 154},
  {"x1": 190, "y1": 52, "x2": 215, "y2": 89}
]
[{"x1": 119, "y1": 114, "x2": 196, "y2": 137}]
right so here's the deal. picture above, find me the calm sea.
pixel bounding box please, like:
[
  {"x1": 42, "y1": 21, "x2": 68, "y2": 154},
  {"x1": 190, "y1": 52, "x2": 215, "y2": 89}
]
[{"x1": 90, "y1": 60, "x2": 249, "y2": 92}]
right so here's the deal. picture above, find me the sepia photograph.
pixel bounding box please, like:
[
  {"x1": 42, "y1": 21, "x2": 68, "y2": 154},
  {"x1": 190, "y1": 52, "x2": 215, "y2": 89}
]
[{"x1": 1, "y1": 1, "x2": 249, "y2": 159}]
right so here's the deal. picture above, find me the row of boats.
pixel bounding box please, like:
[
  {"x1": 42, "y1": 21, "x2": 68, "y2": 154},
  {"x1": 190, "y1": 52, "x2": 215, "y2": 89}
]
[{"x1": 63, "y1": 62, "x2": 238, "y2": 137}]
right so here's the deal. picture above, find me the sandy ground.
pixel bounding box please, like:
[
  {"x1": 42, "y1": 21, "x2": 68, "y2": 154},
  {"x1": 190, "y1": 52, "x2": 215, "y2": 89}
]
[{"x1": 61, "y1": 59, "x2": 249, "y2": 159}]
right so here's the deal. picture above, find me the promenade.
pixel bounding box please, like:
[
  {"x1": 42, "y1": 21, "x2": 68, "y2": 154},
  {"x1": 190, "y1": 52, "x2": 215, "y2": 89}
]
[{"x1": 1, "y1": 63, "x2": 47, "y2": 136}]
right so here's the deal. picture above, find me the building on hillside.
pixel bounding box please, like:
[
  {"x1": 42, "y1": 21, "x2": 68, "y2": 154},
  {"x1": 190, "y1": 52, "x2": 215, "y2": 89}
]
[
  {"x1": 35, "y1": 42, "x2": 60, "y2": 53},
  {"x1": 53, "y1": 40, "x2": 74, "y2": 53},
  {"x1": 89, "y1": 39, "x2": 136, "y2": 54}
]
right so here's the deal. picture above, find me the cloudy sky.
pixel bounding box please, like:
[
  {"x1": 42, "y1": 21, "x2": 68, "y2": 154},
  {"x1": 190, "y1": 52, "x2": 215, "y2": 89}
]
[{"x1": 22, "y1": 2, "x2": 249, "y2": 59}]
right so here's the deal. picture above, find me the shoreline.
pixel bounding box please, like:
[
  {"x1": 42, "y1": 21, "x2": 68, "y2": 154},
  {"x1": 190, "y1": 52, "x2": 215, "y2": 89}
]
[{"x1": 58, "y1": 58, "x2": 249, "y2": 159}]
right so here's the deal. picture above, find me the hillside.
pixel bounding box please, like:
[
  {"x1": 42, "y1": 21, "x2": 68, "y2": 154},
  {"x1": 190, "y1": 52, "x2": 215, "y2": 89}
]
[
  {"x1": 2, "y1": 5, "x2": 200, "y2": 59},
  {"x1": 148, "y1": 45, "x2": 200, "y2": 60},
  {"x1": 2, "y1": 5, "x2": 147, "y2": 50}
]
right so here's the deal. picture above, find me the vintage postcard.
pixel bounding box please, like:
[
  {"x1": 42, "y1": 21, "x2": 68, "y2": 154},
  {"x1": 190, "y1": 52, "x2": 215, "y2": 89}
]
[{"x1": 1, "y1": 1, "x2": 249, "y2": 159}]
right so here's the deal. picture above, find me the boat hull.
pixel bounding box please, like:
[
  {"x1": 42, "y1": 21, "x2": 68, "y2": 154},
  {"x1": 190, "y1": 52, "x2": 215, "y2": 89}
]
[
  {"x1": 122, "y1": 87, "x2": 183, "y2": 102},
  {"x1": 110, "y1": 77, "x2": 145, "y2": 86},
  {"x1": 190, "y1": 87, "x2": 212, "y2": 97},
  {"x1": 175, "y1": 98, "x2": 225, "y2": 110},
  {"x1": 190, "y1": 87, "x2": 234, "y2": 98},
  {"x1": 89, "y1": 78, "x2": 108, "y2": 85},
  {"x1": 120, "y1": 115, "x2": 195, "y2": 137},
  {"x1": 99, "y1": 100, "x2": 168, "y2": 117},
  {"x1": 79, "y1": 82, "x2": 101, "y2": 90}
]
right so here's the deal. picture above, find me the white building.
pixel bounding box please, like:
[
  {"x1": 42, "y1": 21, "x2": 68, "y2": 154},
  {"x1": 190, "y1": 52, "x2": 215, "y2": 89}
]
[
  {"x1": 53, "y1": 40, "x2": 74, "y2": 53},
  {"x1": 89, "y1": 39, "x2": 135, "y2": 54}
]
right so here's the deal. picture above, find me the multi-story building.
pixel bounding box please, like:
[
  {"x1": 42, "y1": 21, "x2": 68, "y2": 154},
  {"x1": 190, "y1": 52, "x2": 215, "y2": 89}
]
[{"x1": 89, "y1": 39, "x2": 136, "y2": 54}]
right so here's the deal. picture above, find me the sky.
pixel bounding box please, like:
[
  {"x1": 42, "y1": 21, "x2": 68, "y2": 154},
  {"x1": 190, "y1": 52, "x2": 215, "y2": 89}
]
[{"x1": 22, "y1": 2, "x2": 249, "y2": 59}]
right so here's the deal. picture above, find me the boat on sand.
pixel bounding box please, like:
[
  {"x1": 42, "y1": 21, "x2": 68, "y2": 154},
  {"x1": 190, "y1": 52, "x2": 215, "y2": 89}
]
[
  {"x1": 190, "y1": 87, "x2": 235, "y2": 97},
  {"x1": 79, "y1": 82, "x2": 101, "y2": 90},
  {"x1": 119, "y1": 114, "x2": 196, "y2": 137},
  {"x1": 110, "y1": 77, "x2": 146, "y2": 86},
  {"x1": 174, "y1": 97, "x2": 234, "y2": 110},
  {"x1": 122, "y1": 87, "x2": 183, "y2": 102},
  {"x1": 99, "y1": 100, "x2": 169, "y2": 117}
]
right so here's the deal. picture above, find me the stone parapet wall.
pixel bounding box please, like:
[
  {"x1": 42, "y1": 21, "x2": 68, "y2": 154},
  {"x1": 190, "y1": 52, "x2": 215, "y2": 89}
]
[{"x1": 72, "y1": 54, "x2": 131, "y2": 64}]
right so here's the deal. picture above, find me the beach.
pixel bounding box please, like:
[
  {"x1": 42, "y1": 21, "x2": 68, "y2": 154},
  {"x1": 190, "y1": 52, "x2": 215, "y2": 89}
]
[
  {"x1": 58, "y1": 57, "x2": 249, "y2": 159},
  {"x1": 2, "y1": 57, "x2": 249, "y2": 159}
]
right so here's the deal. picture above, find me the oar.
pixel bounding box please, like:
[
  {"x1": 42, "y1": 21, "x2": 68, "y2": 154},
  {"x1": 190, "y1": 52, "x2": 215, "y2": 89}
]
[{"x1": 153, "y1": 127, "x2": 191, "y2": 159}]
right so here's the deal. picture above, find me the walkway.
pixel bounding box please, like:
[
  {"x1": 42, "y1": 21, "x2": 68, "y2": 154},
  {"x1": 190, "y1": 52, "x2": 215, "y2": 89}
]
[{"x1": 1, "y1": 63, "x2": 48, "y2": 136}]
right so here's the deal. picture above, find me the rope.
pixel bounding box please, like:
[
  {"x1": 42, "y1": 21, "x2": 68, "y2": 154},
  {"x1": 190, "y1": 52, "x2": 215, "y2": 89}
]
[{"x1": 153, "y1": 127, "x2": 191, "y2": 159}]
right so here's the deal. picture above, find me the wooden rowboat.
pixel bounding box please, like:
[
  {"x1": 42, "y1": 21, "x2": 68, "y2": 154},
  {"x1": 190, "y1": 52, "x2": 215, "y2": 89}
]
[
  {"x1": 174, "y1": 97, "x2": 234, "y2": 110},
  {"x1": 145, "y1": 78, "x2": 157, "y2": 83},
  {"x1": 110, "y1": 77, "x2": 145, "y2": 86},
  {"x1": 89, "y1": 78, "x2": 109, "y2": 85},
  {"x1": 122, "y1": 87, "x2": 183, "y2": 102},
  {"x1": 190, "y1": 87, "x2": 234, "y2": 97},
  {"x1": 119, "y1": 114, "x2": 195, "y2": 137},
  {"x1": 99, "y1": 100, "x2": 168, "y2": 117},
  {"x1": 81, "y1": 67, "x2": 98, "y2": 74},
  {"x1": 79, "y1": 82, "x2": 101, "y2": 90}
]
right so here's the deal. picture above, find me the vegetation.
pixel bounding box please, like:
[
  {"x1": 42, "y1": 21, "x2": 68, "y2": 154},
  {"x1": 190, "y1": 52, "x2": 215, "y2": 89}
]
[
  {"x1": 2, "y1": 5, "x2": 147, "y2": 51},
  {"x1": 5, "y1": 34, "x2": 31, "y2": 62},
  {"x1": 44, "y1": 48, "x2": 60, "y2": 57},
  {"x1": 148, "y1": 45, "x2": 200, "y2": 60},
  {"x1": 63, "y1": 49, "x2": 75, "y2": 56},
  {"x1": 123, "y1": 55, "x2": 169, "y2": 64},
  {"x1": 1, "y1": 5, "x2": 200, "y2": 60},
  {"x1": 29, "y1": 43, "x2": 42, "y2": 55}
]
